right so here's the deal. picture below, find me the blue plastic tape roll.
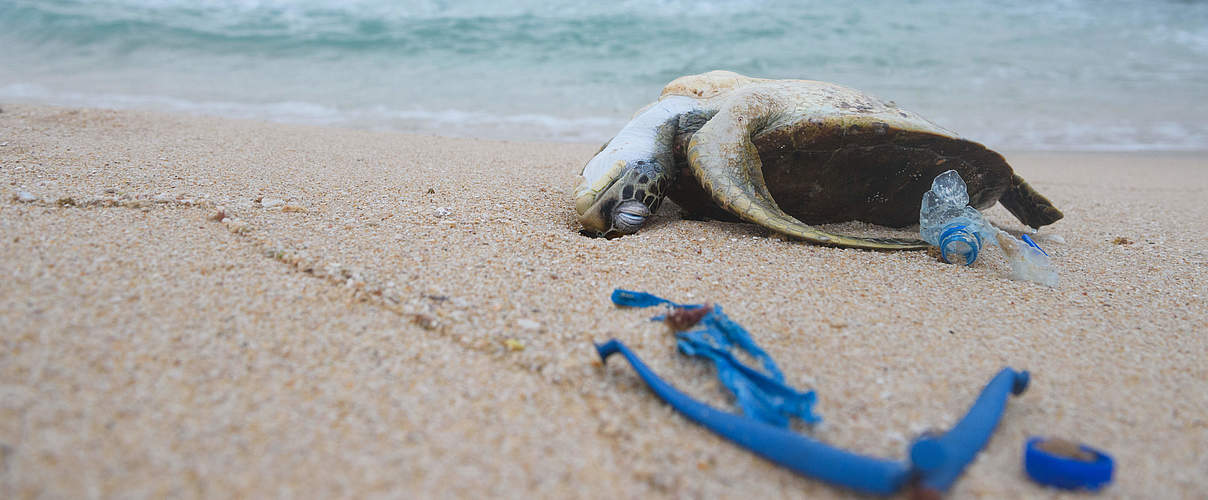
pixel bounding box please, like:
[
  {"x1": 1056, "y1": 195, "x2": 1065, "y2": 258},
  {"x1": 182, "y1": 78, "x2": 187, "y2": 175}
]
[{"x1": 1024, "y1": 437, "x2": 1114, "y2": 491}]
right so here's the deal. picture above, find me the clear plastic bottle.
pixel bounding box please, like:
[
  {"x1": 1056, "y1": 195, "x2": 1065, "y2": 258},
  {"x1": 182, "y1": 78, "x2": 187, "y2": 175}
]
[
  {"x1": 919, "y1": 170, "x2": 1059, "y2": 287},
  {"x1": 919, "y1": 170, "x2": 995, "y2": 265}
]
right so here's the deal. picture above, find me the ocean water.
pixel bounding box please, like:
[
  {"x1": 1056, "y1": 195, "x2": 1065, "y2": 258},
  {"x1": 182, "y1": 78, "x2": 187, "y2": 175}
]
[{"x1": 1, "y1": 0, "x2": 1206, "y2": 150}]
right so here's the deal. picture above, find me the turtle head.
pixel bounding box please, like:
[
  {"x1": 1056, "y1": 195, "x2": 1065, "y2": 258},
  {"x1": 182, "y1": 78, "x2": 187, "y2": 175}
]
[
  {"x1": 573, "y1": 95, "x2": 697, "y2": 238},
  {"x1": 574, "y1": 157, "x2": 673, "y2": 238}
]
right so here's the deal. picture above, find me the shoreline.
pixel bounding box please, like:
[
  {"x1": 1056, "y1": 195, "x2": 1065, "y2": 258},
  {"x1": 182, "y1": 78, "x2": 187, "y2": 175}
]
[
  {"x1": 4, "y1": 98, "x2": 1207, "y2": 154},
  {"x1": 2, "y1": 103, "x2": 1205, "y2": 498}
]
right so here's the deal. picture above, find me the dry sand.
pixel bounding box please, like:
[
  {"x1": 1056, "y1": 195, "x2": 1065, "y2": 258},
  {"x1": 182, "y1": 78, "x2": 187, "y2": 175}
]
[{"x1": 1, "y1": 104, "x2": 1205, "y2": 498}]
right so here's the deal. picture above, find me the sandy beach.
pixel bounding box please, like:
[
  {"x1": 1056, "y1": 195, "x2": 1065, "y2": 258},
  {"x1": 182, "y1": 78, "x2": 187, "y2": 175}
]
[{"x1": 2, "y1": 104, "x2": 1205, "y2": 498}]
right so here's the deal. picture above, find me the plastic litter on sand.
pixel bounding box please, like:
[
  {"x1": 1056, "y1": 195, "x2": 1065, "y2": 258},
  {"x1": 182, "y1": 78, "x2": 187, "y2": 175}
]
[
  {"x1": 920, "y1": 170, "x2": 1059, "y2": 287},
  {"x1": 599, "y1": 289, "x2": 1032, "y2": 497}
]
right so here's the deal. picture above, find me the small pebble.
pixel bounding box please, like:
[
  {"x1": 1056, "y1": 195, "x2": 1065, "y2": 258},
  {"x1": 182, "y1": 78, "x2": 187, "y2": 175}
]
[
  {"x1": 223, "y1": 218, "x2": 250, "y2": 234},
  {"x1": 15, "y1": 191, "x2": 36, "y2": 203},
  {"x1": 517, "y1": 319, "x2": 542, "y2": 331},
  {"x1": 504, "y1": 339, "x2": 525, "y2": 351},
  {"x1": 434, "y1": 207, "x2": 453, "y2": 217},
  {"x1": 261, "y1": 198, "x2": 285, "y2": 209},
  {"x1": 208, "y1": 206, "x2": 227, "y2": 221},
  {"x1": 411, "y1": 314, "x2": 437, "y2": 330},
  {"x1": 281, "y1": 204, "x2": 307, "y2": 213}
]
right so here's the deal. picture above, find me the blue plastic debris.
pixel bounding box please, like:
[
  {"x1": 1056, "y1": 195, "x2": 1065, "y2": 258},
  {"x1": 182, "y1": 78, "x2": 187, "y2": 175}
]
[
  {"x1": 683, "y1": 303, "x2": 784, "y2": 381},
  {"x1": 598, "y1": 289, "x2": 1032, "y2": 497},
  {"x1": 1020, "y1": 234, "x2": 1049, "y2": 257},
  {"x1": 611, "y1": 289, "x2": 812, "y2": 426},
  {"x1": 909, "y1": 368, "x2": 1030, "y2": 497},
  {"x1": 610, "y1": 289, "x2": 676, "y2": 308},
  {"x1": 1024, "y1": 437, "x2": 1114, "y2": 491},
  {"x1": 675, "y1": 331, "x2": 819, "y2": 427},
  {"x1": 595, "y1": 339, "x2": 911, "y2": 496},
  {"x1": 614, "y1": 289, "x2": 779, "y2": 378}
]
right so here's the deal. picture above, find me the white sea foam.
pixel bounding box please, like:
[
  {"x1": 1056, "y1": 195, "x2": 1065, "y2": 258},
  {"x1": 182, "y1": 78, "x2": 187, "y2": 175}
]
[{"x1": 0, "y1": 83, "x2": 626, "y2": 143}]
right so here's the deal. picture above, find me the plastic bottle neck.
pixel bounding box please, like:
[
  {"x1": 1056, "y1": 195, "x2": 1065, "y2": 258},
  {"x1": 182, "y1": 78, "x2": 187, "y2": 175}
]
[{"x1": 939, "y1": 224, "x2": 982, "y2": 266}]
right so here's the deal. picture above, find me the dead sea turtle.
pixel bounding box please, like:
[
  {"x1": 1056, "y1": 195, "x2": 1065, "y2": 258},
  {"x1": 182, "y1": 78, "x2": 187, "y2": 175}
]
[{"x1": 574, "y1": 70, "x2": 1063, "y2": 249}]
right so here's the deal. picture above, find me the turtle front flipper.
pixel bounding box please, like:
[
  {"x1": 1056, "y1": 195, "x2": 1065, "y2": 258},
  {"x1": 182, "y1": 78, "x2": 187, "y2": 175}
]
[
  {"x1": 998, "y1": 174, "x2": 1064, "y2": 229},
  {"x1": 686, "y1": 93, "x2": 929, "y2": 250}
]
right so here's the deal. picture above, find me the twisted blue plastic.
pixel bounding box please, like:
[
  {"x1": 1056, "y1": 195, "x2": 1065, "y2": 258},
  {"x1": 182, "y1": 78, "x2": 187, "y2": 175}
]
[{"x1": 611, "y1": 289, "x2": 809, "y2": 425}]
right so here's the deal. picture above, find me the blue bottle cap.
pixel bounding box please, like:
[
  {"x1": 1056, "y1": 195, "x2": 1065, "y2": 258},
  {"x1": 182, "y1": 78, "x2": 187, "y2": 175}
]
[
  {"x1": 1024, "y1": 437, "x2": 1113, "y2": 490},
  {"x1": 938, "y1": 224, "x2": 982, "y2": 266}
]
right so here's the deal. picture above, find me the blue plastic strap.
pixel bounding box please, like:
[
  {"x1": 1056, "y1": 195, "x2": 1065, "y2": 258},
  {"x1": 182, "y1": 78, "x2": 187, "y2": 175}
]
[
  {"x1": 596, "y1": 339, "x2": 911, "y2": 496},
  {"x1": 909, "y1": 368, "x2": 1030, "y2": 496}
]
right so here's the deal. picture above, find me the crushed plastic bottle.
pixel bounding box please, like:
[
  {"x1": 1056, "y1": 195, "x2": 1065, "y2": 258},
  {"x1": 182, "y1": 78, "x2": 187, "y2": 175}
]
[
  {"x1": 919, "y1": 170, "x2": 1059, "y2": 287},
  {"x1": 919, "y1": 170, "x2": 996, "y2": 265}
]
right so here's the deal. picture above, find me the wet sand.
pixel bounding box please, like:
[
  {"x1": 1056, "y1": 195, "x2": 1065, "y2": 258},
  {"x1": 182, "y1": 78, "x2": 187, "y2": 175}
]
[{"x1": 2, "y1": 104, "x2": 1205, "y2": 498}]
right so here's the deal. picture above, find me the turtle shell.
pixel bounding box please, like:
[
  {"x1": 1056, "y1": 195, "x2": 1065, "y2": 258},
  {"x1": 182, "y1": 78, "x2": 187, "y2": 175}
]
[
  {"x1": 668, "y1": 110, "x2": 1013, "y2": 229},
  {"x1": 757, "y1": 123, "x2": 1012, "y2": 228}
]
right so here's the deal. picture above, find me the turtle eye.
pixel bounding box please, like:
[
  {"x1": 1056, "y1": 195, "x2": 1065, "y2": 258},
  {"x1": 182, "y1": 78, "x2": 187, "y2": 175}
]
[{"x1": 612, "y1": 200, "x2": 650, "y2": 234}]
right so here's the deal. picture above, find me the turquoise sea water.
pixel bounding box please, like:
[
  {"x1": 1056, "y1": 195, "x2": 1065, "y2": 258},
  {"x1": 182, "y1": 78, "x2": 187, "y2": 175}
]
[{"x1": 2, "y1": 0, "x2": 1206, "y2": 150}]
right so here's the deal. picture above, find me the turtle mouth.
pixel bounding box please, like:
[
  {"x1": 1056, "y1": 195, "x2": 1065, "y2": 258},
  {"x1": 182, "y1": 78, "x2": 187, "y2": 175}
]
[
  {"x1": 577, "y1": 199, "x2": 648, "y2": 239},
  {"x1": 576, "y1": 172, "x2": 632, "y2": 236},
  {"x1": 610, "y1": 200, "x2": 649, "y2": 234}
]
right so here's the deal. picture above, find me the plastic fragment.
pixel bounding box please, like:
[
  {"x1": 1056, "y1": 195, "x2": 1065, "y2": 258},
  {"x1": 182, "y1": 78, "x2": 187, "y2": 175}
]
[
  {"x1": 612, "y1": 290, "x2": 781, "y2": 379},
  {"x1": 611, "y1": 289, "x2": 808, "y2": 425},
  {"x1": 909, "y1": 368, "x2": 1030, "y2": 498},
  {"x1": 595, "y1": 339, "x2": 911, "y2": 496},
  {"x1": 1024, "y1": 437, "x2": 1114, "y2": 491},
  {"x1": 1020, "y1": 234, "x2": 1049, "y2": 256},
  {"x1": 676, "y1": 330, "x2": 820, "y2": 426},
  {"x1": 696, "y1": 304, "x2": 784, "y2": 381},
  {"x1": 610, "y1": 289, "x2": 675, "y2": 308},
  {"x1": 996, "y1": 231, "x2": 1059, "y2": 287}
]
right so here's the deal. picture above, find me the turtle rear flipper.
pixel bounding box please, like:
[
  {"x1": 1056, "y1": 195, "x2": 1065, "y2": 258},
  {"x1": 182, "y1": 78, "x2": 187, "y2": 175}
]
[
  {"x1": 999, "y1": 174, "x2": 1064, "y2": 229},
  {"x1": 685, "y1": 93, "x2": 929, "y2": 251}
]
